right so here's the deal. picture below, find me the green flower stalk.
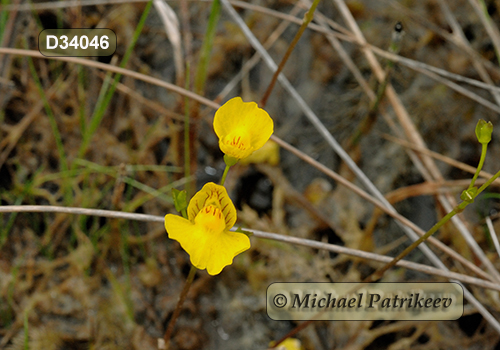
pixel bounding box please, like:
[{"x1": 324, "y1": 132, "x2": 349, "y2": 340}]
[{"x1": 467, "y1": 119, "x2": 493, "y2": 192}]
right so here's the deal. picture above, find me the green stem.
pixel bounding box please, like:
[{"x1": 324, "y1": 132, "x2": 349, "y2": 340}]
[
  {"x1": 364, "y1": 204, "x2": 463, "y2": 283},
  {"x1": 75, "y1": 0, "x2": 153, "y2": 162},
  {"x1": 26, "y1": 56, "x2": 72, "y2": 204},
  {"x1": 477, "y1": 168, "x2": 500, "y2": 196},
  {"x1": 364, "y1": 167, "x2": 500, "y2": 284},
  {"x1": 469, "y1": 143, "x2": 487, "y2": 190},
  {"x1": 220, "y1": 165, "x2": 231, "y2": 186},
  {"x1": 163, "y1": 265, "x2": 197, "y2": 348}
]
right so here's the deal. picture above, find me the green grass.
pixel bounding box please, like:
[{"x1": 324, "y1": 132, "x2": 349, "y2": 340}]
[{"x1": 76, "y1": 0, "x2": 153, "y2": 161}]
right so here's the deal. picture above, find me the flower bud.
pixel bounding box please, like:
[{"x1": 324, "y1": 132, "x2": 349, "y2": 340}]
[{"x1": 475, "y1": 119, "x2": 493, "y2": 144}]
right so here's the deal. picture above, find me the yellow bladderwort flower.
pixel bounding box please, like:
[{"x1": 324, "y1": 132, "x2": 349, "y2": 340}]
[
  {"x1": 214, "y1": 97, "x2": 274, "y2": 164},
  {"x1": 164, "y1": 182, "x2": 250, "y2": 275}
]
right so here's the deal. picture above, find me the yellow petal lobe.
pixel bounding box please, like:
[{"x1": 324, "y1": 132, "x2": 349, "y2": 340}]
[
  {"x1": 164, "y1": 214, "x2": 210, "y2": 270},
  {"x1": 205, "y1": 231, "x2": 251, "y2": 275}
]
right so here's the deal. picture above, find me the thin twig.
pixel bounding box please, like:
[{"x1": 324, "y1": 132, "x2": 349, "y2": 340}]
[
  {"x1": 216, "y1": 2, "x2": 304, "y2": 102},
  {"x1": 259, "y1": 0, "x2": 321, "y2": 107},
  {"x1": 0, "y1": 205, "x2": 165, "y2": 223},
  {"x1": 1, "y1": 205, "x2": 499, "y2": 292},
  {"x1": 467, "y1": 0, "x2": 500, "y2": 66},
  {"x1": 433, "y1": 0, "x2": 500, "y2": 107},
  {"x1": 367, "y1": 45, "x2": 500, "y2": 113},
  {"x1": 0, "y1": 48, "x2": 220, "y2": 110},
  {"x1": 486, "y1": 216, "x2": 500, "y2": 261},
  {"x1": 163, "y1": 265, "x2": 197, "y2": 348},
  {"x1": 383, "y1": 134, "x2": 500, "y2": 186}
]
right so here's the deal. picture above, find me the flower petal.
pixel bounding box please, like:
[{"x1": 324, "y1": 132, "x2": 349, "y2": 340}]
[
  {"x1": 187, "y1": 184, "x2": 210, "y2": 222},
  {"x1": 245, "y1": 112, "x2": 273, "y2": 152},
  {"x1": 213, "y1": 97, "x2": 254, "y2": 138},
  {"x1": 164, "y1": 214, "x2": 210, "y2": 270},
  {"x1": 205, "y1": 230, "x2": 251, "y2": 275}
]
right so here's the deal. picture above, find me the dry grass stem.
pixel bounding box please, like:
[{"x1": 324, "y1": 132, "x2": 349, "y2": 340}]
[
  {"x1": 486, "y1": 216, "x2": 500, "y2": 261},
  {"x1": 384, "y1": 134, "x2": 500, "y2": 186},
  {"x1": 1, "y1": 204, "x2": 499, "y2": 292}
]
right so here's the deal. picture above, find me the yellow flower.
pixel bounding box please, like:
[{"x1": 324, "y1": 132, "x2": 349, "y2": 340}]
[
  {"x1": 164, "y1": 182, "x2": 250, "y2": 275},
  {"x1": 214, "y1": 97, "x2": 273, "y2": 161},
  {"x1": 270, "y1": 338, "x2": 304, "y2": 350}
]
